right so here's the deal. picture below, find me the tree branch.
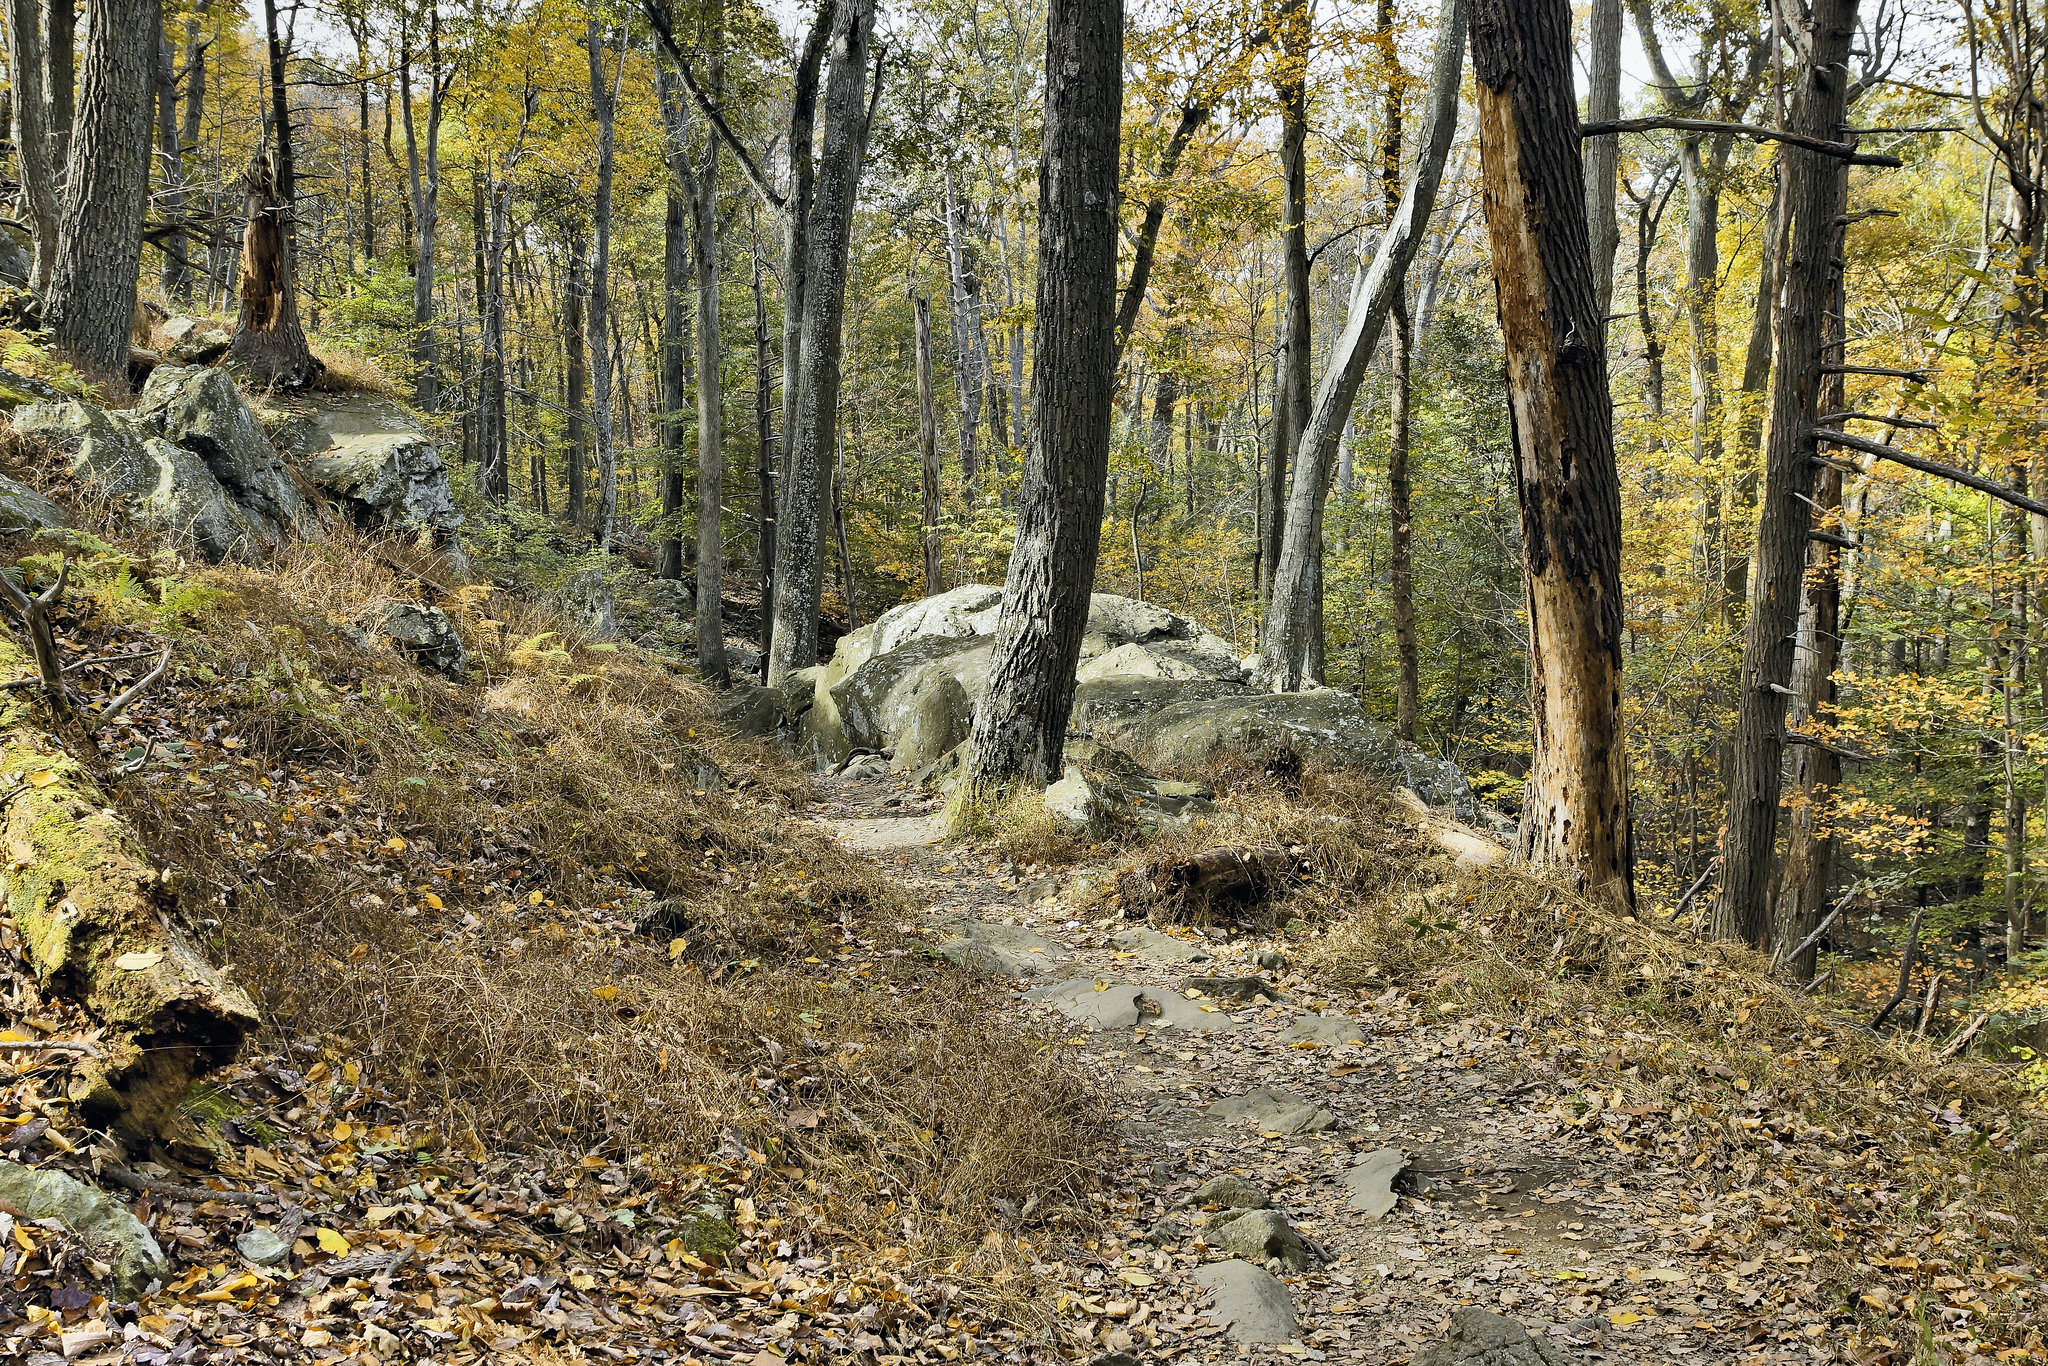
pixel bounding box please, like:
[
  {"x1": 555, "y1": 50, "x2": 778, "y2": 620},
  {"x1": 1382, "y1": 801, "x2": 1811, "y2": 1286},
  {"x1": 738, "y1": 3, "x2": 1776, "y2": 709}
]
[
  {"x1": 1812, "y1": 428, "x2": 2048, "y2": 518},
  {"x1": 1112, "y1": 100, "x2": 1212, "y2": 360},
  {"x1": 640, "y1": 0, "x2": 785, "y2": 211},
  {"x1": 1578, "y1": 117, "x2": 1905, "y2": 167}
]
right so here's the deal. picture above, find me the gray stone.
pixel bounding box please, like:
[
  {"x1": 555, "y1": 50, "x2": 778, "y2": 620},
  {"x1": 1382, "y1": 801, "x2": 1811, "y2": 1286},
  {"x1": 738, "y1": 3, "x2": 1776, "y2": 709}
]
[
  {"x1": 1186, "y1": 975, "x2": 1283, "y2": 1004},
  {"x1": 165, "y1": 327, "x2": 232, "y2": 366},
  {"x1": 1110, "y1": 927, "x2": 1209, "y2": 963},
  {"x1": 0, "y1": 474, "x2": 68, "y2": 534},
  {"x1": 1412, "y1": 1309, "x2": 1568, "y2": 1366},
  {"x1": 1255, "y1": 950, "x2": 1289, "y2": 971},
  {"x1": 1399, "y1": 741, "x2": 1482, "y2": 822},
  {"x1": 717, "y1": 683, "x2": 784, "y2": 738},
  {"x1": 1277, "y1": 1012, "x2": 1367, "y2": 1046},
  {"x1": 1206, "y1": 1087, "x2": 1338, "y2": 1134},
  {"x1": 1095, "y1": 687, "x2": 1399, "y2": 774},
  {"x1": 1021, "y1": 978, "x2": 1242, "y2": 1034},
  {"x1": 161, "y1": 316, "x2": 200, "y2": 344},
  {"x1": 1184, "y1": 1174, "x2": 1270, "y2": 1210},
  {"x1": 298, "y1": 395, "x2": 466, "y2": 568},
  {"x1": 1191, "y1": 1259, "x2": 1296, "y2": 1345},
  {"x1": 1342, "y1": 1147, "x2": 1408, "y2": 1219},
  {"x1": 1089, "y1": 1354, "x2": 1141, "y2": 1366},
  {"x1": 1210, "y1": 1207, "x2": 1309, "y2": 1271},
  {"x1": 0, "y1": 1158, "x2": 169, "y2": 1299},
  {"x1": 137, "y1": 365, "x2": 316, "y2": 549},
  {"x1": 15, "y1": 398, "x2": 255, "y2": 559},
  {"x1": 236, "y1": 1225, "x2": 291, "y2": 1266},
  {"x1": 560, "y1": 568, "x2": 619, "y2": 641},
  {"x1": 0, "y1": 366, "x2": 63, "y2": 408},
  {"x1": 934, "y1": 921, "x2": 1067, "y2": 978},
  {"x1": 382, "y1": 603, "x2": 467, "y2": 678},
  {"x1": 1142, "y1": 1217, "x2": 1190, "y2": 1246},
  {"x1": 1042, "y1": 765, "x2": 1116, "y2": 836},
  {"x1": 831, "y1": 633, "x2": 990, "y2": 770}
]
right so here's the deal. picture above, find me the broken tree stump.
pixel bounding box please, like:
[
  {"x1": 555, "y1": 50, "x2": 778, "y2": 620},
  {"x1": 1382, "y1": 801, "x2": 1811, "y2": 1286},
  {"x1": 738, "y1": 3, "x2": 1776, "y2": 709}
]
[
  {"x1": 0, "y1": 636, "x2": 255, "y2": 1136},
  {"x1": 1117, "y1": 845, "x2": 1303, "y2": 921}
]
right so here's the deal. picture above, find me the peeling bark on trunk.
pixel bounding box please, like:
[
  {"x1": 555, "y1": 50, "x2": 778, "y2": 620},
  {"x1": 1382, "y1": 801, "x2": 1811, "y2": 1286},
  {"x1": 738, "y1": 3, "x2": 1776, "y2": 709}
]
[
  {"x1": 1713, "y1": 0, "x2": 1861, "y2": 947},
  {"x1": 0, "y1": 641, "x2": 256, "y2": 1135},
  {"x1": 964, "y1": 0, "x2": 1122, "y2": 793},
  {"x1": 1472, "y1": 0, "x2": 1634, "y2": 908},
  {"x1": 229, "y1": 152, "x2": 319, "y2": 392},
  {"x1": 45, "y1": 0, "x2": 157, "y2": 381}
]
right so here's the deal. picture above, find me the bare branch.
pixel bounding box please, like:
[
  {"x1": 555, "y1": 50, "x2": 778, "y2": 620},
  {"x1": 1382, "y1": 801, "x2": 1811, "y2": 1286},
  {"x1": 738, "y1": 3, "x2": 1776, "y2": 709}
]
[
  {"x1": 1578, "y1": 117, "x2": 1905, "y2": 167},
  {"x1": 1813, "y1": 428, "x2": 2048, "y2": 518}
]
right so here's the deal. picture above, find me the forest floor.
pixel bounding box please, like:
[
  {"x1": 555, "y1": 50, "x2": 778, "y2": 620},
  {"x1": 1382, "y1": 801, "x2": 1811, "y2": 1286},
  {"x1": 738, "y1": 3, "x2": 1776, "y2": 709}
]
[{"x1": 805, "y1": 763, "x2": 2048, "y2": 1366}]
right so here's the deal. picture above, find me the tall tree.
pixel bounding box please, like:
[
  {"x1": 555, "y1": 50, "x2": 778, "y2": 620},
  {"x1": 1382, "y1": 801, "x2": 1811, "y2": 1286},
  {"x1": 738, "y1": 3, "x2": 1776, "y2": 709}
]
[
  {"x1": 1713, "y1": 0, "x2": 1862, "y2": 946},
  {"x1": 915, "y1": 292, "x2": 942, "y2": 594},
  {"x1": 1471, "y1": 0, "x2": 1633, "y2": 907},
  {"x1": 154, "y1": 31, "x2": 191, "y2": 301},
  {"x1": 1380, "y1": 0, "x2": 1418, "y2": 741},
  {"x1": 963, "y1": 0, "x2": 1122, "y2": 792},
  {"x1": 44, "y1": 0, "x2": 157, "y2": 379},
  {"x1": 400, "y1": 7, "x2": 451, "y2": 410},
  {"x1": 1582, "y1": 0, "x2": 1622, "y2": 323},
  {"x1": 587, "y1": 21, "x2": 622, "y2": 551},
  {"x1": 656, "y1": 61, "x2": 692, "y2": 582},
  {"x1": 563, "y1": 227, "x2": 590, "y2": 529},
  {"x1": 1257, "y1": 0, "x2": 1467, "y2": 690},
  {"x1": 764, "y1": 0, "x2": 877, "y2": 685},
  {"x1": 1260, "y1": 0, "x2": 1311, "y2": 610},
  {"x1": 47, "y1": 0, "x2": 72, "y2": 177},
  {"x1": 6, "y1": 0, "x2": 59, "y2": 294}
]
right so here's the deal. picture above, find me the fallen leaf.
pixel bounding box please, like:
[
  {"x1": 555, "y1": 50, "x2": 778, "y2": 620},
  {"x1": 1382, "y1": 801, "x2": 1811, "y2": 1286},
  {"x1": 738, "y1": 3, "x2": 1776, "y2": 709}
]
[
  {"x1": 115, "y1": 951, "x2": 163, "y2": 971},
  {"x1": 315, "y1": 1228, "x2": 351, "y2": 1256},
  {"x1": 25, "y1": 769, "x2": 59, "y2": 788}
]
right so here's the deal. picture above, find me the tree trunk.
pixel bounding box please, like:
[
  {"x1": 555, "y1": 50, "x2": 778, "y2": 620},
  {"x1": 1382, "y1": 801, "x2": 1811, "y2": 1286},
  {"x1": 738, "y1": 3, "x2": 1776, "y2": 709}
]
[
  {"x1": 399, "y1": 14, "x2": 445, "y2": 411},
  {"x1": 916, "y1": 292, "x2": 942, "y2": 595},
  {"x1": 1257, "y1": 0, "x2": 1467, "y2": 689},
  {"x1": 765, "y1": 0, "x2": 876, "y2": 687},
  {"x1": 46, "y1": 0, "x2": 71, "y2": 177},
  {"x1": 1260, "y1": 0, "x2": 1311, "y2": 615},
  {"x1": 6, "y1": 0, "x2": 59, "y2": 295},
  {"x1": 689, "y1": 11, "x2": 729, "y2": 687},
  {"x1": 1383, "y1": 0, "x2": 1418, "y2": 740},
  {"x1": 655, "y1": 60, "x2": 692, "y2": 581},
  {"x1": 224, "y1": 0, "x2": 318, "y2": 390},
  {"x1": 45, "y1": 0, "x2": 157, "y2": 381},
  {"x1": 1472, "y1": 0, "x2": 1634, "y2": 908},
  {"x1": 1582, "y1": 0, "x2": 1622, "y2": 322},
  {"x1": 1713, "y1": 0, "x2": 1862, "y2": 947},
  {"x1": 564, "y1": 231, "x2": 589, "y2": 529},
  {"x1": 962, "y1": 0, "x2": 1122, "y2": 793},
  {"x1": 944, "y1": 168, "x2": 985, "y2": 503},
  {"x1": 751, "y1": 213, "x2": 776, "y2": 655},
  {"x1": 587, "y1": 22, "x2": 621, "y2": 551},
  {"x1": 477, "y1": 176, "x2": 510, "y2": 502},
  {"x1": 154, "y1": 32, "x2": 191, "y2": 300}
]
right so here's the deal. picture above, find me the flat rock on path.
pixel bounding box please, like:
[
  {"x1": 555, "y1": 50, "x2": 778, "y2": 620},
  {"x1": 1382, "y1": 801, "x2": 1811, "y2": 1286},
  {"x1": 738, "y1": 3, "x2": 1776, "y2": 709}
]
[
  {"x1": 800, "y1": 761, "x2": 1784, "y2": 1365},
  {"x1": 935, "y1": 920, "x2": 1069, "y2": 977}
]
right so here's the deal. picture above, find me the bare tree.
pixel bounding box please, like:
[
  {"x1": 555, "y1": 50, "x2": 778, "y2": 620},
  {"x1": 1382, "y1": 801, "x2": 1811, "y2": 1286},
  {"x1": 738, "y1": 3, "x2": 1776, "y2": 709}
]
[
  {"x1": 1260, "y1": 0, "x2": 1312, "y2": 610},
  {"x1": 1381, "y1": 0, "x2": 1418, "y2": 740},
  {"x1": 656, "y1": 59, "x2": 692, "y2": 581},
  {"x1": 1582, "y1": 0, "x2": 1622, "y2": 322},
  {"x1": 226, "y1": 0, "x2": 319, "y2": 390},
  {"x1": 563, "y1": 227, "x2": 590, "y2": 528},
  {"x1": 964, "y1": 0, "x2": 1123, "y2": 792},
  {"x1": 45, "y1": 0, "x2": 157, "y2": 380},
  {"x1": 1471, "y1": 0, "x2": 1633, "y2": 906},
  {"x1": 399, "y1": 8, "x2": 452, "y2": 410}
]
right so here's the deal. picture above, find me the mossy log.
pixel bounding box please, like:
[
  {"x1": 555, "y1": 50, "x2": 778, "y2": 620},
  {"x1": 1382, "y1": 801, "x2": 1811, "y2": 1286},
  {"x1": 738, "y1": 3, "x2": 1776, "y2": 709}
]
[{"x1": 0, "y1": 639, "x2": 255, "y2": 1135}]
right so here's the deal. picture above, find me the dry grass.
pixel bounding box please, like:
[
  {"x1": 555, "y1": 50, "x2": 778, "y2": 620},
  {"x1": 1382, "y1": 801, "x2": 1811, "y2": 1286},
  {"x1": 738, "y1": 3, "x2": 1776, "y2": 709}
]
[
  {"x1": 310, "y1": 347, "x2": 397, "y2": 396},
  {"x1": 27, "y1": 531, "x2": 1113, "y2": 1278}
]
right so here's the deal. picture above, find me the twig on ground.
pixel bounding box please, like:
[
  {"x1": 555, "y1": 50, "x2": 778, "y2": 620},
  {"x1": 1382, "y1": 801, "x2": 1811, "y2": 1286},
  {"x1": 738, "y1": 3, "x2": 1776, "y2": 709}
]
[
  {"x1": 0, "y1": 1038, "x2": 102, "y2": 1056},
  {"x1": 1935, "y1": 1012, "x2": 1989, "y2": 1061},
  {"x1": 92, "y1": 644, "x2": 173, "y2": 732},
  {"x1": 103, "y1": 1165, "x2": 282, "y2": 1207}
]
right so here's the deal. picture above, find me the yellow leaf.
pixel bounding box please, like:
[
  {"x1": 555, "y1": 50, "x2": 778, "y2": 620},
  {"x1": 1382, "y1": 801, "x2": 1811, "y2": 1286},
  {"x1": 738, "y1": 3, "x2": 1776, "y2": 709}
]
[
  {"x1": 342, "y1": 1061, "x2": 360, "y2": 1084},
  {"x1": 24, "y1": 769, "x2": 58, "y2": 788},
  {"x1": 114, "y1": 951, "x2": 163, "y2": 971},
  {"x1": 1607, "y1": 1311, "x2": 1644, "y2": 1326},
  {"x1": 529, "y1": 890, "x2": 545, "y2": 905},
  {"x1": 592, "y1": 984, "x2": 619, "y2": 1001},
  {"x1": 332, "y1": 1122, "x2": 352, "y2": 1142},
  {"x1": 384, "y1": 836, "x2": 407, "y2": 852},
  {"x1": 315, "y1": 1228, "x2": 351, "y2": 1256},
  {"x1": 569, "y1": 1270, "x2": 597, "y2": 1290},
  {"x1": 421, "y1": 892, "x2": 443, "y2": 910},
  {"x1": 1118, "y1": 1270, "x2": 1155, "y2": 1286},
  {"x1": 671, "y1": 938, "x2": 690, "y2": 960}
]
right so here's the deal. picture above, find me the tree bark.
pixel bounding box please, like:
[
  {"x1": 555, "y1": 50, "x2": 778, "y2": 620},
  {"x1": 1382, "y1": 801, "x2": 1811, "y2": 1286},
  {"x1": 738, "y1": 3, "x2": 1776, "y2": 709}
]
[
  {"x1": 1383, "y1": 0, "x2": 1418, "y2": 740},
  {"x1": 1713, "y1": 0, "x2": 1862, "y2": 947},
  {"x1": 477, "y1": 174, "x2": 510, "y2": 501},
  {"x1": 399, "y1": 13, "x2": 446, "y2": 411},
  {"x1": 915, "y1": 292, "x2": 942, "y2": 594},
  {"x1": 1582, "y1": 0, "x2": 1622, "y2": 322},
  {"x1": 45, "y1": 0, "x2": 157, "y2": 381},
  {"x1": 46, "y1": 0, "x2": 71, "y2": 177},
  {"x1": 943, "y1": 168, "x2": 986, "y2": 503},
  {"x1": 1257, "y1": 0, "x2": 1467, "y2": 690},
  {"x1": 564, "y1": 230, "x2": 589, "y2": 529},
  {"x1": 765, "y1": 0, "x2": 876, "y2": 687},
  {"x1": 963, "y1": 0, "x2": 1122, "y2": 793},
  {"x1": 751, "y1": 213, "x2": 776, "y2": 655},
  {"x1": 154, "y1": 32, "x2": 190, "y2": 300},
  {"x1": 587, "y1": 21, "x2": 621, "y2": 551},
  {"x1": 1472, "y1": 0, "x2": 1634, "y2": 908},
  {"x1": 681, "y1": 10, "x2": 729, "y2": 688},
  {"x1": 1260, "y1": 0, "x2": 1312, "y2": 615},
  {"x1": 1112, "y1": 98, "x2": 1210, "y2": 362},
  {"x1": 6, "y1": 0, "x2": 59, "y2": 295},
  {"x1": 656, "y1": 59, "x2": 691, "y2": 581}
]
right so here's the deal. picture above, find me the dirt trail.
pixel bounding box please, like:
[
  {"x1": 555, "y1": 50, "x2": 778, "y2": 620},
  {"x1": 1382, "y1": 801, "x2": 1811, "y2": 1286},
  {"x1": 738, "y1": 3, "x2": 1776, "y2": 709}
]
[{"x1": 810, "y1": 766, "x2": 1836, "y2": 1366}]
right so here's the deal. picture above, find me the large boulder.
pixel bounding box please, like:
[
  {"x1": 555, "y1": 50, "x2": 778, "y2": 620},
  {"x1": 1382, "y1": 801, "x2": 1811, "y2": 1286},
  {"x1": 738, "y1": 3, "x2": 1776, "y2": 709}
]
[
  {"x1": 137, "y1": 365, "x2": 317, "y2": 549},
  {"x1": 0, "y1": 473, "x2": 69, "y2": 535},
  {"x1": 14, "y1": 398, "x2": 257, "y2": 560},
  {"x1": 296, "y1": 394, "x2": 467, "y2": 569},
  {"x1": 1092, "y1": 687, "x2": 1397, "y2": 773}
]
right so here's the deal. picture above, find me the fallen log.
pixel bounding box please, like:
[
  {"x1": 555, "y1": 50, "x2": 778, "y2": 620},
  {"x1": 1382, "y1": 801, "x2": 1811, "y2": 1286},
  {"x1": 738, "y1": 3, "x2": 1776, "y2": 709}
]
[
  {"x1": 0, "y1": 635, "x2": 255, "y2": 1137},
  {"x1": 1393, "y1": 788, "x2": 1509, "y2": 870}
]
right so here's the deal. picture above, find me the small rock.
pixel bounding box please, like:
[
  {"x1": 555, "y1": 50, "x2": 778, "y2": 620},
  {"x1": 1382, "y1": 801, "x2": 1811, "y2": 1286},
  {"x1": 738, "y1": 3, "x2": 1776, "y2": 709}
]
[
  {"x1": 1343, "y1": 1146, "x2": 1408, "y2": 1219},
  {"x1": 0, "y1": 1158, "x2": 168, "y2": 1299},
  {"x1": 0, "y1": 473, "x2": 69, "y2": 535},
  {"x1": 1022, "y1": 978, "x2": 1243, "y2": 1034},
  {"x1": 1211, "y1": 1207, "x2": 1309, "y2": 1271},
  {"x1": 1191, "y1": 1259, "x2": 1296, "y2": 1345},
  {"x1": 1089, "y1": 1355, "x2": 1142, "y2": 1366},
  {"x1": 1255, "y1": 949, "x2": 1288, "y2": 971},
  {"x1": 1186, "y1": 974, "x2": 1284, "y2": 1004},
  {"x1": 936, "y1": 921, "x2": 1067, "y2": 978},
  {"x1": 717, "y1": 683, "x2": 784, "y2": 738},
  {"x1": 551, "y1": 1206, "x2": 588, "y2": 1233},
  {"x1": 1206, "y1": 1086, "x2": 1337, "y2": 1133},
  {"x1": 1277, "y1": 1012, "x2": 1366, "y2": 1046},
  {"x1": 1412, "y1": 1308, "x2": 1568, "y2": 1366},
  {"x1": 381, "y1": 603, "x2": 467, "y2": 678},
  {"x1": 1111, "y1": 927, "x2": 1209, "y2": 962},
  {"x1": 1183, "y1": 1174, "x2": 1271, "y2": 1210},
  {"x1": 1143, "y1": 1217, "x2": 1189, "y2": 1246},
  {"x1": 235, "y1": 1226, "x2": 290, "y2": 1266}
]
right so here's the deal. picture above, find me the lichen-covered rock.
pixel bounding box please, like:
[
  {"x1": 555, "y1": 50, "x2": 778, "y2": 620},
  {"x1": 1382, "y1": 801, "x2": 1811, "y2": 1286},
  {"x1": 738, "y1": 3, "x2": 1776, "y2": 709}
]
[
  {"x1": 1093, "y1": 687, "x2": 1398, "y2": 773},
  {"x1": 560, "y1": 568, "x2": 620, "y2": 641},
  {"x1": 382, "y1": 603, "x2": 467, "y2": 678},
  {"x1": 137, "y1": 365, "x2": 316, "y2": 549},
  {"x1": 0, "y1": 473, "x2": 69, "y2": 534},
  {"x1": 1209, "y1": 1207, "x2": 1309, "y2": 1271},
  {"x1": 830, "y1": 633, "x2": 992, "y2": 769},
  {"x1": 1412, "y1": 1309, "x2": 1567, "y2": 1366},
  {"x1": 0, "y1": 1159, "x2": 169, "y2": 1298},
  {"x1": 15, "y1": 398, "x2": 256, "y2": 560},
  {"x1": 298, "y1": 395, "x2": 467, "y2": 569}
]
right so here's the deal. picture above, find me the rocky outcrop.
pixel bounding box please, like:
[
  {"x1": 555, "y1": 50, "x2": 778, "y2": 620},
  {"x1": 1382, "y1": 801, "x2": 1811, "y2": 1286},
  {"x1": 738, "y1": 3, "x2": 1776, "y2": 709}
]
[
  {"x1": 160, "y1": 316, "x2": 232, "y2": 365},
  {"x1": 15, "y1": 398, "x2": 256, "y2": 560},
  {"x1": 137, "y1": 365, "x2": 317, "y2": 550},
  {"x1": 0, "y1": 473, "x2": 69, "y2": 535},
  {"x1": 382, "y1": 603, "x2": 468, "y2": 679},
  {"x1": 293, "y1": 393, "x2": 467, "y2": 570}
]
